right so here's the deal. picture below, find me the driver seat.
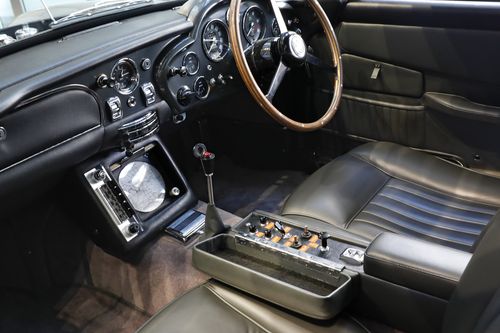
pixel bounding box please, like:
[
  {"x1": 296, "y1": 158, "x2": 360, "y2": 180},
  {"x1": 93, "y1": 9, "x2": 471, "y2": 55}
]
[{"x1": 282, "y1": 142, "x2": 500, "y2": 252}]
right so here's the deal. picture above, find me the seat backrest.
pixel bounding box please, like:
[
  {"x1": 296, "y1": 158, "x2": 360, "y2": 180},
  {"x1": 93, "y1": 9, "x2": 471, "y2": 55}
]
[{"x1": 443, "y1": 212, "x2": 500, "y2": 333}]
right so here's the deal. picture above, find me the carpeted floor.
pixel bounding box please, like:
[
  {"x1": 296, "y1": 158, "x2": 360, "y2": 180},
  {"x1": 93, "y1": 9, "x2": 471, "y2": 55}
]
[
  {"x1": 0, "y1": 198, "x2": 240, "y2": 333},
  {"x1": 190, "y1": 156, "x2": 307, "y2": 217}
]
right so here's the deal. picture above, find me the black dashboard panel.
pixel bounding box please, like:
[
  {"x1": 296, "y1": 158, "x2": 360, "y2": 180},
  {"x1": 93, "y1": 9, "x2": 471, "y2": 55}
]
[
  {"x1": 155, "y1": 0, "x2": 280, "y2": 114},
  {"x1": 0, "y1": 9, "x2": 192, "y2": 118}
]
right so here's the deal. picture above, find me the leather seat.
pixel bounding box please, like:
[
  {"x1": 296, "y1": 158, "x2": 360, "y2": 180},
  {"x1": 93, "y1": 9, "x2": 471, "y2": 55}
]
[
  {"x1": 281, "y1": 142, "x2": 500, "y2": 252},
  {"x1": 139, "y1": 212, "x2": 500, "y2": 333},
  {"x1": 138, "y1": 280, "x2": 370, "y2": 333}
]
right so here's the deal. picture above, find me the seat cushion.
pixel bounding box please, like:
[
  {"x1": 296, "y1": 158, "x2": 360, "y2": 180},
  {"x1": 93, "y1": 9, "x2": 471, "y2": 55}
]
[
  {"x1": 282, "y1": 142, "x2": 500, "y2": 252},
  {"x1": 138, "y1": 281, "x2": 369, "y2": 333}
]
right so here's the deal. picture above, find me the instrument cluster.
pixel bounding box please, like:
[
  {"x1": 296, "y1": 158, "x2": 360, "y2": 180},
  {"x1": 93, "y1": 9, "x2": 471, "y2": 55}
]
[{"x1": 155, "y1": 1, "x2": 278, "y2": 115}]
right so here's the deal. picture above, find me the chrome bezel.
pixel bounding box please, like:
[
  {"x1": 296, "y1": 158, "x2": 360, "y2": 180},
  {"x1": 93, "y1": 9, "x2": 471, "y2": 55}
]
[
  {"x1": 243, "y1": 5, "x2": 267, "y2": 44},
  {"x1": 110, "y1": 58, "x2": 140, "y2": 95},
  {"x1": 202, "y1": 19, "x2": 230, "y2": 63},
  {"x1": 182, "y1": 52, "x2": 200, "y2": 76},
  {"x1": 193, "y1": 76, "x2": 210, "y2": 100}
]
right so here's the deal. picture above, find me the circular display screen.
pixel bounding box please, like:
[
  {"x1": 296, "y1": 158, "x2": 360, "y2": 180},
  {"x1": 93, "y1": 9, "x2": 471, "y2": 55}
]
[
  {"x1": 194, "y1": 77, "x2": 210, "y2": 99},
  {"x1": 243, "y1": 6, "x2": 266, "y2": 44},
  {"x1": 202, "y1": 19, "x2": 230, "y2": 62},
  {"x1": 110, "y1": 58, "x2": 140, "y2": 95},
  {"x1": 118, "y1": 161, "x2": 166, "y2": 213},
  {"x1": 182, "y1": 52, "x2": 200, "y2": 75}
]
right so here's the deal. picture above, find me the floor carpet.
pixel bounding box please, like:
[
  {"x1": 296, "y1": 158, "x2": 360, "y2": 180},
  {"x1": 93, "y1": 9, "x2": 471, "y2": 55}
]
[
  {"x1": 190, "y1": 157, "x2": 307, "y2": 217},
  {"x1": 0, "y1": 200, "x2": 240, "y2": 333}
]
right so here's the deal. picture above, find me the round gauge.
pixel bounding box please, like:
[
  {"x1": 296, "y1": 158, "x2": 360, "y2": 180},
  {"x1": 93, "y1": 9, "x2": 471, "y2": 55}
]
[
  {"x1": 118, "y1": 161, "x2": 166, "y2": 213},
  {"x1": 272, "y1": 18, "x2": 280, "y2": 37},
  {"x1": 110, "y1": 58, "x2": 139, "y2": 95},
  {"x1": 182, "y1": 52, "x2": 200, "y2": 75},
  {"x1": 193, "y1": 77, "x2": 210, "y2": 99},
  {"x1": 202, "y1": 19, "x2": 230, "y2": 62},
  {"x1": 243, "y1": 6, "x2": 266, "y2": 44}
]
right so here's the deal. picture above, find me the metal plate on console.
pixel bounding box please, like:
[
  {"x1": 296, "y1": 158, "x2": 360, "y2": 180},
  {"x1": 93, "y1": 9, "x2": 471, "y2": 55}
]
[{"x1": 118, "y1": 161, "x2": 166, "y2": 213}]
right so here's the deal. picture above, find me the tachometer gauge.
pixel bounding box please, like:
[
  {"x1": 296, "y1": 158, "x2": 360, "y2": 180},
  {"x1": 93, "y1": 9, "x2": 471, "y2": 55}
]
[
  {"x1": 182, "y1": 52, "x2": 199, "y2": 75},
  {"x1": 110, "y1": 58, "x2": 139, "y2": 95},
  {"x1": 243, "y1": 6, "x2": 266, "y2": 44},
  {"x1": 202, "y1": 19, "x2": 230, "y2": 62}
]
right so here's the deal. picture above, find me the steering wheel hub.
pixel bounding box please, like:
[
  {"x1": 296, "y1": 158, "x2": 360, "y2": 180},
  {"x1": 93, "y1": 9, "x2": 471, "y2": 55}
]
[{"x1": 279, "y1": 32, "x2": 307, "y2": 66}]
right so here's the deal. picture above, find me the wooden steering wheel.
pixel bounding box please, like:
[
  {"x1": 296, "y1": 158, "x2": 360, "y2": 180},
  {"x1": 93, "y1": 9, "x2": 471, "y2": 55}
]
[{"x1": 228, "y1": 0, "x2": 343, "y2": 132}]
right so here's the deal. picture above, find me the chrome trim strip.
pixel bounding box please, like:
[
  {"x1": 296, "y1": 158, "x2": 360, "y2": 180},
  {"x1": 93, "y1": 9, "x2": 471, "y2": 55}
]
[{"x1": 0, "y1": 124, "x2": 101, "y2": 174}]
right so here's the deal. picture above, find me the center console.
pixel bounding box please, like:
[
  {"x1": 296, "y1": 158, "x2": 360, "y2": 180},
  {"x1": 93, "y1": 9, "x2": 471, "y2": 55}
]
[{"x1": 192, "y1": 211, "x2": 367, "y2": 320}]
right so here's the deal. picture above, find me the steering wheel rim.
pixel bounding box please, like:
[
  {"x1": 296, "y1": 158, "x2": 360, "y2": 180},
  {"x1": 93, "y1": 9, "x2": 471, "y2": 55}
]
[{"x1": 228, "y1": 0, "x2": 343, "y2": 132}]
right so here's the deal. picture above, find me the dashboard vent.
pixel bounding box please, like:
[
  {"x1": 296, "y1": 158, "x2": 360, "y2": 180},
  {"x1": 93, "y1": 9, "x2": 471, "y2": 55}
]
[{"x1": 119, "y1": 111, "x2": 159, "y2": 144}]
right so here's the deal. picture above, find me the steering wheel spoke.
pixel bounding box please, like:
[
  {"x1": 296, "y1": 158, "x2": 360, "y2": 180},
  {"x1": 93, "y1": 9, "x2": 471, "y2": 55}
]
[
  {"x1": 266, "y1": 62, "x2": 288, "y2": 102},
  {"x1": 305, "y1": 52, "x2": 337, "y2": 73},
  {"x1": 269, "y1": 0, "x2": 288, "y2": 34}
]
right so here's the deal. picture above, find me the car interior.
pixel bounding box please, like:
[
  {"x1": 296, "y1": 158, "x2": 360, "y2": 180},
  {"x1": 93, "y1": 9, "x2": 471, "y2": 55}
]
[{"x1": 1, "y1": 0, "x2": 500, "y2": 332}]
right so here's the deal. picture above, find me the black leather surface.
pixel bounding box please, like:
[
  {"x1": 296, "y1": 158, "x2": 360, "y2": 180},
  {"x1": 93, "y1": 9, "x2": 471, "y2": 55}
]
[
  {"x1": 424, "y1": 92, "x2": 500, "y2": 122},
  {"x1": 138, "y1": 281, "x2": 370, "y2": 333},
  {"x1": 365, "y1": 233, "x2": 471, "y2": 299},
  {"x1": 0, "y1": 87, "x2": 101, "y2": 171},
  {"x1": 443, "y1": 212, "x2": 500, "y2": 333},
  {"x1": 343, "y1": 54, "x2": 423, "y2": 98},
  {"x1": 0, "y1": 10, "x2": 192, "y2": 117},
  {"x1": 282, "y1": 142, "x2": 500, "y2": 251}
]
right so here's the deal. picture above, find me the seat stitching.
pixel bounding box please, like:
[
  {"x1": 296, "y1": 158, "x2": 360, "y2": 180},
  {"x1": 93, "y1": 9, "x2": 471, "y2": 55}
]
[
  {"x1": 348, "y1": 152, "x2": 500, "y2": 208},
  {"x1": 204, "y1": 284, "x2": 273, "y2": 333},
  {"x1": 354, "y1": 214, "x2": 473, "y2": 247},
  {"x1": 385, "y1": 183, "x2": 497, "y2": 215},
  {"x1": 345, "y1": 175, "x2": 391, "y2": 229},
  {"x1": 367, "y1": 201, "x2": 482, "y2": 235},
  {"x1": 377, "y1": 192, "x2": 491, "y2": 226}
]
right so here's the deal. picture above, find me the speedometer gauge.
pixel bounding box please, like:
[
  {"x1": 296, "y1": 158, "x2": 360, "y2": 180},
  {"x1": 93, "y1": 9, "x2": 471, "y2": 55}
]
[
  {"x1": 202, "y1": 19, "x2": 230, "y2": 62},
  {"x1": 110, "y1": 58, "x2": 139, "y2": 95},
  {"x1": 243, "y1": 6, "x2": 266, "y2": 44}
]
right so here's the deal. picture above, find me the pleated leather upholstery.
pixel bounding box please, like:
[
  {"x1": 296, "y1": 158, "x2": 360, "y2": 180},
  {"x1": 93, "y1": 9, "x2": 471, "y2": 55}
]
[{"x1": 282, "y1": 142, "x2": 500, "y2": 252}]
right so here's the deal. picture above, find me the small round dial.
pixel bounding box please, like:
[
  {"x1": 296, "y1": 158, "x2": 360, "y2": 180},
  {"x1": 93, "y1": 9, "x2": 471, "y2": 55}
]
[
  {"x1": 272, "y1": 18, "x2": 280, "y2": 37},
  {"x1": 193, "y1": 77, "x2": 210, "y2": 99},
  {"x1": 243, "y1": 6, "x2": 266, "y2": 44},
  {"x1": 182, "y1": 52, "x2": 199, "y2": 76},
  {"x1": 202, "y1": 19, "x2": 230, "y2": 62},
  {"x1": 110, "y1": 58, "x2": 139, "y2": 95}
]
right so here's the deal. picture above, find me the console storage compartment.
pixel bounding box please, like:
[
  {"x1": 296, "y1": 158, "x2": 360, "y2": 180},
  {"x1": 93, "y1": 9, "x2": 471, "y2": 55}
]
[
  {"x1": 364, "y1": 233, "x2": 472, "y2": 299},
  {"x1": 193, "y1": 234, "x2": 356, "y2": 320}
]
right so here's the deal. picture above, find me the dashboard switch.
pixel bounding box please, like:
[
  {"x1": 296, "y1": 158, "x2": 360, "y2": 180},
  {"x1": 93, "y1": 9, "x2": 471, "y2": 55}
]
[
  {"x1": 168, "y1": 66, "x2": 188, "y2": 78},
  {"x1": 96, "y1": 73, "x2": 109, "y2": 88},
  {"x1": 140, "y1": 82, "x2": 156, "y2": 105},
  {"x1": 177, "y1": 86, "x2": 195, "y2": 106},
  {"x1": 106, "y1": 96, "x2": 122, "y2": 121}
]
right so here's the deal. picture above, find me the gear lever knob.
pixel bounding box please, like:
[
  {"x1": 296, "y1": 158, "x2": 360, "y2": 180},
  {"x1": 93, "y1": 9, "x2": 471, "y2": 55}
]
[{"x1": 193, "y1": 143, "x2": 216, "y2": 176}]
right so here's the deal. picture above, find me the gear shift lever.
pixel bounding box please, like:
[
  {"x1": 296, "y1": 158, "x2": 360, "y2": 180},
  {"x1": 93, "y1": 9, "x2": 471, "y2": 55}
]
[{"x1": 193, "y1": 143, "x2": 227, "y2": 239}]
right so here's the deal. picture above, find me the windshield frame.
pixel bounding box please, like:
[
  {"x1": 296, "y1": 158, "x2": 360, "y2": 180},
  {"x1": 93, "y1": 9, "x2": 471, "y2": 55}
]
[{"x1": 0, "y1": 0, "x2": 184, "y2": 57}]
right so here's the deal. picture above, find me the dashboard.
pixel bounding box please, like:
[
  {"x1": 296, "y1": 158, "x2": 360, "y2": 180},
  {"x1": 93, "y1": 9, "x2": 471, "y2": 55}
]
[
  {"x1": 155, "y1": 0, "x2": 281, "y2": 116},
  {"x1": 0, "y1": 0, "x2": 304, "y2": 206}
]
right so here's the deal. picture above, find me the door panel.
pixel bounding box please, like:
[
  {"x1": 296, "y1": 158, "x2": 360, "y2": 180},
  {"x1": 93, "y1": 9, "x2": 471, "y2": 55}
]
[{"x1": 313, "y1": 0, "x2": 500, "y2": 172}]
